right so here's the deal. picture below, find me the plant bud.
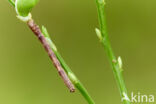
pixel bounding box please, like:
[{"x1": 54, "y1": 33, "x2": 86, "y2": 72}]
[{"x1": 15, "y1": 0, "x2": 39, "y2": 17}]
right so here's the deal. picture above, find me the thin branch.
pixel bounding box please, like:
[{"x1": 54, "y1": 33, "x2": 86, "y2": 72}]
[
  {"x1": 8, "y1": 0, "x2": 15, "y2": 7},
  {"x1": 8, "y1": 1, "x2": 95, "y2": 103},
  {"x1": 95, "y1": 0, "x2": 131, "y2": 104},
  {"x1": 42, "y1": 26, "x2": 95, "y2": 104},
  {"x1": 27, "y1": 19, "x2": 75, "y2": 92}
]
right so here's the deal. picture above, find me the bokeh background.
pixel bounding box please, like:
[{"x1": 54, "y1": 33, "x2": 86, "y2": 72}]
[{"x1": 0, "y1": 0, "x2": 156, "y2": 104}]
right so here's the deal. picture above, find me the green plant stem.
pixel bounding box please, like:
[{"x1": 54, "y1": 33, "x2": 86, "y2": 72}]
[
  {"x1": 55, "y1": 51, "x2": 95, "y2": 104},
  {"x1": 8, "y1": 1, "x2": 95, "y2": 103},
  {"x1": 8, "y1": 0, "x2": 15, "y2": 7},
  {"x1": 42, "y1": 27, "x2": 95, "y2": 104},
  {"x1": 8, "y1": 0, "x2": 95, "y2": 103},
  {"x1": 95, "y1": 0, "x2": 131, "y2": 104}
]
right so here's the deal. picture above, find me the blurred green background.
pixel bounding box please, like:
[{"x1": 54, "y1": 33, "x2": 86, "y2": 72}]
[{"x1": 0, "y1": 0, "x2": 156, "y2": 104}]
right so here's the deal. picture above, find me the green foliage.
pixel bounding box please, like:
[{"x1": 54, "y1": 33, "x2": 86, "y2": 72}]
[
  {"x1": 8, "y1": 0, "x2": 39, "y2": 17},
  {"x1": 16, "y1": 0, "x2": 39, "y2": 16}
]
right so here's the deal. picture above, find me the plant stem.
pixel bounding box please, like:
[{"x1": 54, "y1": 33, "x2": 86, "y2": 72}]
[
  {"x1": 8, "y1": 0, "x2": 75, "y2": 93},
  {"x1": 95, "y1": 0, "x2": 131, "y2": 104},
  {"x1": 42, "y1": 26, "x2": 95, "y2": 104},
  {"x1": 8, "y1": 1, "x2": 95, "y2": 103},
  {"x1": 8, "y1": 0, "x2": 15, "y2": 7}
]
